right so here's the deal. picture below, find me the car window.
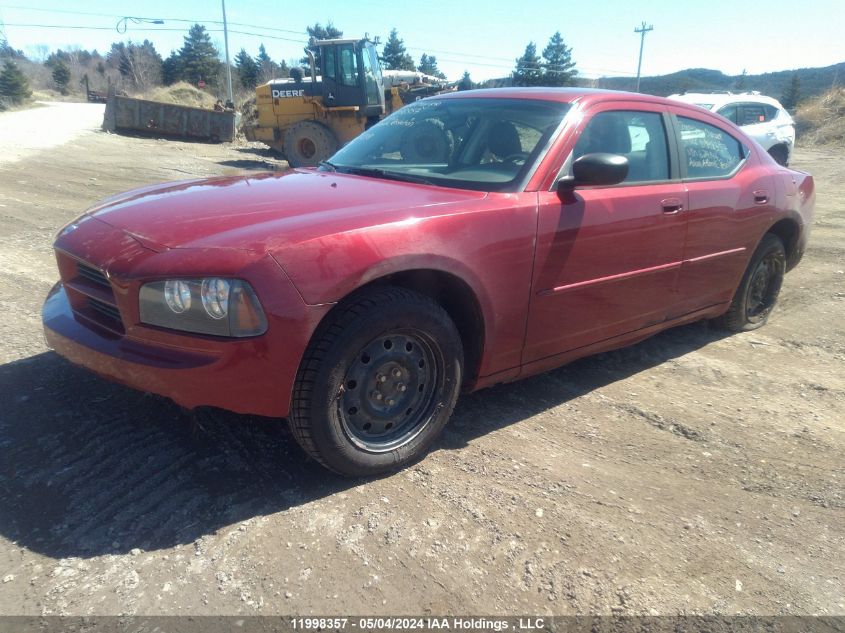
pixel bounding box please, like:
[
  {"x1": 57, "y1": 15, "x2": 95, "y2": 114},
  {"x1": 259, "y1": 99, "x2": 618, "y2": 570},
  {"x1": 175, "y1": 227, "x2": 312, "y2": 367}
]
[
  {"x1": 765, "y1": 104, "x2": 781, "y2": 120},
  {"x1": 573, "y1": 110, "x2": 669, "y2": 183},
  {"x1": 678, "y1": 116, "x2": 745, "y2": 179},
  {"x1": 329, "y1": 98, "x2": 570, "y2": 192},
  {"x1": 738, "y1": 103, "x2": 768, "y2": 125},
  {"x1": 716, "y1": 104, "x2": 738, "y2": 123}
]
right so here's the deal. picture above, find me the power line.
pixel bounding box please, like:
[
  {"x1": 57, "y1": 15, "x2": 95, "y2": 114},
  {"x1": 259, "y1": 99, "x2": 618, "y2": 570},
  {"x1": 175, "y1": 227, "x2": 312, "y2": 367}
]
[
  {"x1": 2, "y1": 22, "x2": 308, "y2": 43},
  {"x1": 0, "y1": 5, "x2": 308, "y2": 35}
]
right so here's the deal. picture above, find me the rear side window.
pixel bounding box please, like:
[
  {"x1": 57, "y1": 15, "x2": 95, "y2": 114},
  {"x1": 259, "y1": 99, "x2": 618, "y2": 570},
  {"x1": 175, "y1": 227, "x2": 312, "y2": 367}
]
[
  {"x1": 573, "y1": 110, "x2": 669, "y2": 183},
  {"x1": 678, "y1": 116, "x2": 745, "y2": 179}
]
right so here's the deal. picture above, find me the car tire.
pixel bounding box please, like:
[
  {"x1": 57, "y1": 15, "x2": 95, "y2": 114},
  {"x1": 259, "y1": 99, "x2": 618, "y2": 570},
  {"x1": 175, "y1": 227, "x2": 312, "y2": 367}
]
[
  {"x1": 283, "y1": 121, "x2": 339, "y2": 168},
  {"x1": 290, "y1": 287, "x2": 463, "y2": 477},
  {"x1": 714, "y1": 233, "x2": 786, "y2": 332},
  {"x1": 768, "y1": 144, "x2": 789, "y2": 167}
]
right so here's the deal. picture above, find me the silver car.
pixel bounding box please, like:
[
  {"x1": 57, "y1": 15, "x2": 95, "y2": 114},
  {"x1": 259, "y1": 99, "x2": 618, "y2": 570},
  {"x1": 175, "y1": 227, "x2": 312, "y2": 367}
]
[{"x1": 668, "y1": 92, "x2": 795, "y2": 166}]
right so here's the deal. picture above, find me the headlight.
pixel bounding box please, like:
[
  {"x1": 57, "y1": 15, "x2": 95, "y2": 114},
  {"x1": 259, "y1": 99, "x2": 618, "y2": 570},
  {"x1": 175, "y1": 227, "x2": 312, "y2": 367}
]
[
  {"x1": 139, "y1": 278, "x2": 267, "y2": 337},
  {"x1": 201, "y1": 278, "x2": 229, "y2": 319},
  {"x1": 164, "y1": 280, "x2": 192, "y2": 313}
]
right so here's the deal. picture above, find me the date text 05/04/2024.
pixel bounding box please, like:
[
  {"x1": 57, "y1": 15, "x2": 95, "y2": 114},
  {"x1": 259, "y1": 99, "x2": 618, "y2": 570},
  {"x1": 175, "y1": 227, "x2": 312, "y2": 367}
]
[{"x1": 290, "y1": 617, "x2": 547, "y2": 630}]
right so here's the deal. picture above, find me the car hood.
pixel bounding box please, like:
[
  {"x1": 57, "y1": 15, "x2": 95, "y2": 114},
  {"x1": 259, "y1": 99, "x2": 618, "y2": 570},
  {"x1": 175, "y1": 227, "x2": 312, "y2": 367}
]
[{"x1": 87, "y1": 170, "x2": 487, "y2": 252}]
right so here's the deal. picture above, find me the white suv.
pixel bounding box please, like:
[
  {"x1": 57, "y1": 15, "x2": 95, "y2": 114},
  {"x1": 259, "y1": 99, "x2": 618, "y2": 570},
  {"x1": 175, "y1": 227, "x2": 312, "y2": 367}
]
[{"x1": 668, "y1": 92, "x2": 795, "y2": 166}]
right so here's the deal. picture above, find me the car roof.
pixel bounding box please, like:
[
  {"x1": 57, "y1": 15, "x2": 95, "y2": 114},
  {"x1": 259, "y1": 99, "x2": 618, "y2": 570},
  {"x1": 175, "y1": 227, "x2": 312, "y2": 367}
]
[
  {"x1": 667, "y1": 92, "x2": 786, "y2": 109},
  {"x1": 434, "y1": 87, "x2": 738, "y2": 124},
  {"x1": 437, "y1": 86, "x2": 679, "y2": 108}
]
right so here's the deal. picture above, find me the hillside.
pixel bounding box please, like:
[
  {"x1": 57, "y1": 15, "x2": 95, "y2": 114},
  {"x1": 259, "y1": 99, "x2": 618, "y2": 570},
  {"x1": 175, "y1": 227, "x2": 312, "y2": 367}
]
[
  {"x1": 480, "y1": 61, "x2": 844, "y2": 103},
  {"x1": 594, "y1": 62, "x2": 845, "y2": 100},
  {"x1": 794, "y1": 86, "x2": 845, "y2": 146}
]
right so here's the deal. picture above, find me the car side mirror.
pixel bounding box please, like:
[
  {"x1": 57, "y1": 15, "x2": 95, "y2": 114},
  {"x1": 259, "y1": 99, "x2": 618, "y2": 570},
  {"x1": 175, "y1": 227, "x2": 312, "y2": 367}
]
[{"x1": 557, "y1": 153, "x2": 629, "y2": 195}]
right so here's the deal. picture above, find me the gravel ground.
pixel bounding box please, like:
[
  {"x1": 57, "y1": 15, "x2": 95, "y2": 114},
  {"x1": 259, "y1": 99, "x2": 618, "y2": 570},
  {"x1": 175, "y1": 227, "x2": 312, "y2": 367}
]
[{"x1": 0, "y1": 103, "x2": 842, "y2": 617}]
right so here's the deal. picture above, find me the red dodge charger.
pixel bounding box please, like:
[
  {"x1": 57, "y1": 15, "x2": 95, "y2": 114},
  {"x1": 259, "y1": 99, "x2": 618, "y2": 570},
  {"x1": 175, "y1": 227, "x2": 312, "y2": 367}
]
[{"x1": 43, "y1": 88, "x2": 815, "y2": 476}]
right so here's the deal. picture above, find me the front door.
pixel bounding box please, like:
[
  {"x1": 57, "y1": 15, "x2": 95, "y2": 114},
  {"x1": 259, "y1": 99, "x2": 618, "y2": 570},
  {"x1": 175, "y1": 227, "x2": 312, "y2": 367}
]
[
  {"x1": 321, "y1": 43, "x2": 363, "y2": 108},
  {"x1": 523, "y1": 106, "x2": 687, "y2": 365}
]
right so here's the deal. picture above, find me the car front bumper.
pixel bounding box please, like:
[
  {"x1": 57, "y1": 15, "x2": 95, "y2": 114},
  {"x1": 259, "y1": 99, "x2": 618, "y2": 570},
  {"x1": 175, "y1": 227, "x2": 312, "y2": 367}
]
[{"x1": 43, "y1": 280, "x2": 327, "y2": 418}]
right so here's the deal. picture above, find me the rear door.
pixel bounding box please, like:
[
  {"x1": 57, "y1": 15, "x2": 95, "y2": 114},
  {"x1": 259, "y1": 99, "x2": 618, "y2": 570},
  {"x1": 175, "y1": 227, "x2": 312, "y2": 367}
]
[
  {"x1": 669, "y1": 110, "x2": 775, "y2": 315},
  {"x1": 523, "y1": 102, "x2": 687, "y2": 364}
]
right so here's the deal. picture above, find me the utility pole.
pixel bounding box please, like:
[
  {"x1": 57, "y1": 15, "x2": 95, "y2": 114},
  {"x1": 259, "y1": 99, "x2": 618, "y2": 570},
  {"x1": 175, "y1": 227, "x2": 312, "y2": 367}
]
[
  {"x1": 634, "y1": 21, "x2": 654, "y2": 92},
  {"x1": 221, "y1": 0, "x2": 234, "y2": 106}
]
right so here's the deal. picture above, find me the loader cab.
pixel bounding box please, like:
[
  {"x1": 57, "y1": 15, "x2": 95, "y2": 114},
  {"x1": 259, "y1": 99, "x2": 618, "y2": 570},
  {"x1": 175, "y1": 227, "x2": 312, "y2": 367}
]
[{"x1": 313, "y1": 38, "x2": 386, "y2": 117}]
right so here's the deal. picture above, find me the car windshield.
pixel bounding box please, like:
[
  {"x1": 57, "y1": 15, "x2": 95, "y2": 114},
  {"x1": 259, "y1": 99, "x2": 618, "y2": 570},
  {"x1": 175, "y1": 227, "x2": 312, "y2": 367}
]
[{"x1": 325, "y1": 97, "x2": 571, "y2": 192}]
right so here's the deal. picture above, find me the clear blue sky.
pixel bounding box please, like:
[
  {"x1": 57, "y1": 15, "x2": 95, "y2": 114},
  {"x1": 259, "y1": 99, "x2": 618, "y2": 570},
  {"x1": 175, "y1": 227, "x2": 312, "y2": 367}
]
[{"x1": 1, "y1": 0, "x2": 842, "y2": 81}]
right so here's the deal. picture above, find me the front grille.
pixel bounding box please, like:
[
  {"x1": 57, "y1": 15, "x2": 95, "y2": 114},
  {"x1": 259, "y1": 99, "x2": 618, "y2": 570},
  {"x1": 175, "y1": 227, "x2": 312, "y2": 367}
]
[
  {"x1": 87, "y1": 297, "x2": 121, "y2": 323},
  {"x1": 77, "y1": 262, "x2": 111, "y2": 288},
  {"x1": 57, "y1": 254, "x2": 126, "y2": 334}
]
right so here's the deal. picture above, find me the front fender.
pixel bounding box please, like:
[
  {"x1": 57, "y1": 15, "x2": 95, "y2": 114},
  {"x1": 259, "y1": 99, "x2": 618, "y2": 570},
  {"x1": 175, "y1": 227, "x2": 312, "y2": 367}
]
[{"x1": 272, "y1": 195, "x2": 539, "y2": 378}]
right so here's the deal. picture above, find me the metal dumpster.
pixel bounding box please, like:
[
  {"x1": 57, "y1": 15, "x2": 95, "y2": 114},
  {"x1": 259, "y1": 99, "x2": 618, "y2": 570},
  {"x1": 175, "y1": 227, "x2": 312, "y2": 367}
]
[{"x1": 102, "y1": 87, "x2": 238, "y2": 142}]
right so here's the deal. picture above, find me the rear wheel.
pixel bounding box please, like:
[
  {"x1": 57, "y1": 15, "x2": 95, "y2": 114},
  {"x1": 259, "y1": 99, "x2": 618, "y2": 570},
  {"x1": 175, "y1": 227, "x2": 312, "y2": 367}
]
[
  {"x1": 714, "y1": 233, "x2": 786, "y2": 332},
  {"x1": 283, "y1": 121, "x2": 338, "y2": 168},
  {"x1": 290, "y1": 287, "x2": 463, "y2": 477}
]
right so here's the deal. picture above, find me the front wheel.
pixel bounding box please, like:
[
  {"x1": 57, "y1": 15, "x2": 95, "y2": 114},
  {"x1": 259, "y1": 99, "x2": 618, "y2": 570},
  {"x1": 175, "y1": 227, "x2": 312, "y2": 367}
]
[
  {"x1": 714, "y1": 233, "x2": 786, "y2": 332},
  {"x1": 283, "y1": 121, "x2": 338, "y2": 168},
  {"x1": 290, "y1": 287, "x2": 463, "y2": 476}
]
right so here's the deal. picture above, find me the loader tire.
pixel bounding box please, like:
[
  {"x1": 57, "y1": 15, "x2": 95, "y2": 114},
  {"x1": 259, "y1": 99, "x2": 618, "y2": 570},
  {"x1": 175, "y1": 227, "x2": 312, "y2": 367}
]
[
  {"x1": 400, "y1": 119, "x2": 453, "y2": 163},
  {"x1": 283, "y1": 121, "x2": 339, "y2": 168}
]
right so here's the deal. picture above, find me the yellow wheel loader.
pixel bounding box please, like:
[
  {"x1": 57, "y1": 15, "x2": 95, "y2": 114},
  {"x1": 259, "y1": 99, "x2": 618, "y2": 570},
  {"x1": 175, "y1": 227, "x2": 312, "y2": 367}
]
[{"x1": 244, "y1": 38, "x2": 453, "y2": 167}]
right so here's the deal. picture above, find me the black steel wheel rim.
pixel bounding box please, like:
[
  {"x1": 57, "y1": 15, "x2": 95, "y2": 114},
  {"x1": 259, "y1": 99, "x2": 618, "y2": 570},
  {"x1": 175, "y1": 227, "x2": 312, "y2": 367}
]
[
  {"x1": 746, "y1": 252, "x2": 780, "y2": 319},
  {"x1": 339, "y1": 331, "x2": 442, "y2": 452}
]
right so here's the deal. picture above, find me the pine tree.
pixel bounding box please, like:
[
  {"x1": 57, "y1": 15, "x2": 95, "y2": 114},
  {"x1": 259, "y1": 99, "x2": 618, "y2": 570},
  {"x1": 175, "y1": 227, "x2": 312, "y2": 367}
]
[
  {"x1": 418, "y1": 54, "x2": 446, "y2": 79},
  {"x1": 734, "y1": 69, "x2": 747, "y2": 91},
  {"x1": 235, "y1": 48, "x2": 260, "y2": 89},
  {"x1": 781, "y1": 74, "x2": 801, "y2": 111},
  {"x1": 541, "y1": 32, "x2": 576, "y2": 86},
  {"x1": 161, "y1": 51, "x2": 182, "y2": 85},
  {"x1": 301, "y1": 23, "x2": 343, "y2": 72},
  {"x1": 277, "y1": 59, "x2": 290, "y2": 78},
  {"x1": 382, "y1": 28, "x2": 415, "y2": 71},
  {"x1": 256, "y1": 44, "x2": 279, "y2": 82},
  {"x1": 177, "y1": 24, "x2": 221, "y2": 86},
  {"x1": 458, "y1": 70, "x2": 474, "y2": 91},
  {"x1": 106, "y1": 40, "x2": 161, "y2": 90},
  {"x1": 0, "y1": 60, "x2": 32, "y2": 104},
  {"x1": 52, "y1": 60, "x2": 71, "y2": 94},
  {"x1": 1, "y1": 38, "x2": 26, "y2": 60},
  {"x1": 512, "y1": 42, "x2": 542, "y2": 86}
]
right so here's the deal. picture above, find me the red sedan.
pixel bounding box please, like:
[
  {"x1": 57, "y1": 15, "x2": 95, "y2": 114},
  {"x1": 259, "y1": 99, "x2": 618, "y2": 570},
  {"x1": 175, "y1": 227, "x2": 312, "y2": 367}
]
[{"x1": 43, "y1": 88, "x2": 815, "y2": 476}]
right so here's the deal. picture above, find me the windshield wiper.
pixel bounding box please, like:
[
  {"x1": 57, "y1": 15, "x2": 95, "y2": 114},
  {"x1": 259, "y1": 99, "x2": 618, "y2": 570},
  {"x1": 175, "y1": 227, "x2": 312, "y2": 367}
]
[
  {"x1": 318, "y1": 160, "x2": 338, "y2": 172},
  {"x1": 337, "y1": 166, "x2": 435, "y2": 186}
]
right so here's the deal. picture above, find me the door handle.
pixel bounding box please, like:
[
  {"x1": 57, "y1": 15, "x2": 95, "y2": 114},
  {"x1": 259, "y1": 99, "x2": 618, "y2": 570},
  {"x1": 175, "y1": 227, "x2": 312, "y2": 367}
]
[
  {"x1": 753, "y1": 190, "x2": 769, "y2": 204},
  {"x1": 661, "y1": 198, "x2": 683, "y2": 214}
]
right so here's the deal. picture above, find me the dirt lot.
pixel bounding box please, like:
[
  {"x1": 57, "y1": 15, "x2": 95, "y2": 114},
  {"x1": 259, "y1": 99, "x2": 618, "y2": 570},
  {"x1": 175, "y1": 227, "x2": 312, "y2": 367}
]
[{"x1": 0, "y1": 103, "x2": 842, "y2": 617}]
